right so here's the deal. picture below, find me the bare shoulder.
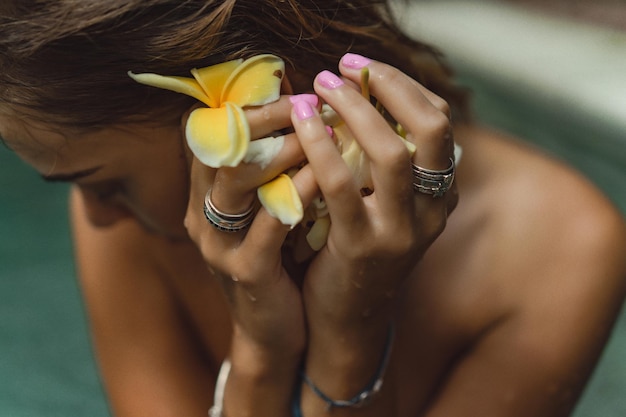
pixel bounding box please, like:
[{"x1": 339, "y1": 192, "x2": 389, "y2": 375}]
[
  {"x1": 405, "y1": 125, "x2": 626, "y2": 416},
  {"x1": 454, "y1": 123, "x2": 626, "y2": 286},
  {"x1": 421, "y1": 124, "x2": 626, "y2": 335},
  {"x1": 450, "y1": 124, "x2": 626, "y2": 312}
]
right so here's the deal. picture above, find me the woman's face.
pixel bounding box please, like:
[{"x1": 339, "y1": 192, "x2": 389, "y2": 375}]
[{"x1": 0, "y1": 112, "x2": 192, "y2": 240}]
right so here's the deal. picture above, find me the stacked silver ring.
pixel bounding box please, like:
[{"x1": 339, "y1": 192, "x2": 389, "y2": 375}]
[
  {"x1": 412, "y1": 157, "x2": 455, "y2": 198},
  {"x1": 203, "y1": 189, "x2": 256, "y2": 232}
]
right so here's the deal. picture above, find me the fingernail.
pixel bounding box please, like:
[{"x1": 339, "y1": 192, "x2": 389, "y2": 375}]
[
  {"x1": 341, "y1": 53, "x2": 372, "y2": 69},
  {"x1": 292, "y1": 99, "x2": 315, "y2": 120},
  {"x1": 289, "y1": 94, "x2": 319, "y2": 107},
  {"x1": 316, "y1": 70, "x2": 344, "y2": 89},
  {"x1": 325, "y1": 125, "x2": 334, "y2": 137}
]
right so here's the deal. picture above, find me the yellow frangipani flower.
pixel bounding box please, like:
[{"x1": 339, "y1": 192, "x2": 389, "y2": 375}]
[
  {"x1": 129, "y1": 55, "x2": 306, "y2": 228},
  {"x1": 129, "y1": 54, "x2": 284, "y2": 168}
]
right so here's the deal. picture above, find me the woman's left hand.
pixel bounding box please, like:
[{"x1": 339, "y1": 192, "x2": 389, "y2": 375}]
[
  {"x1": 290, "y1": 54, "x2": 457, "y2": 414},
  {"x1": 295, "y1": 54, "x2": 456, "y2": 330}
]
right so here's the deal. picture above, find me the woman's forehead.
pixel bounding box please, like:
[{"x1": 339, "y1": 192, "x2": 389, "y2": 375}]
[
  {"x1": 0, "y1": 113, "x2": 68, "y2": 153},
  {"x1": 0, "y1": 114, "x2": 121, "y2": 180}
]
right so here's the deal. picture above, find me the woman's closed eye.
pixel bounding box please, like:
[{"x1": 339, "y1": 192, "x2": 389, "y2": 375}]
[{"x1": 79, "y1": 180, "x2": 125, "y2": 202}]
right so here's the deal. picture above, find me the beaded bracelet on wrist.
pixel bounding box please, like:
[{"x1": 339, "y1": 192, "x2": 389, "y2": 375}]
[{"x1": 293, "y1": 323, "x2": 396, "y2": 415}]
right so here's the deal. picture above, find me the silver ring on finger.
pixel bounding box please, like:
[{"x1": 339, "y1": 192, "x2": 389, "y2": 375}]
[
  {"x1": 203, "y1": 188, "x2": 256, "y2": 232},
  {"x1": 412, "y1": 157, "x2": 455, "y2": 198}
]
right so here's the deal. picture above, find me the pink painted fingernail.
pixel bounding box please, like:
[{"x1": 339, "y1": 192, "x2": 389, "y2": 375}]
[
  {"x1": 316, "y1": 70, "x2": 344, "y2": 89},
  {"x1": 292, "y1": 99, "x2": 314, "y2": 120},
  {"x1": 325, "y1": 125, "x2": 334, "y2": 137},
  {"x1": 289, "y1": 94, "x2": 319, "y2": 107},
  {"x1": 341, "y1": 53, "x2": 372, "y2": 69}
]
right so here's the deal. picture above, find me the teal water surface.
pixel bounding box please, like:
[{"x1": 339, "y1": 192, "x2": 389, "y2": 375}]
[{"x1": 0, "y1": 150, "x2": 110, "y2": 417}]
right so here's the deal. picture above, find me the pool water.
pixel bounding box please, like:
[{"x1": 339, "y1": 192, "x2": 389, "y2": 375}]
[{"x1": 0, "y1": 150, "x2": 110, "y2": 416}]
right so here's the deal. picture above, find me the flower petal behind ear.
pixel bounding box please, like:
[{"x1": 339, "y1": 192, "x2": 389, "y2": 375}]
[
  {"x1": 191, "y1": 59, "x2": 243, "y2": 108},
  {"x1": 222, "y1": 54, "x2": 284, "y2": 106},
  {"x1": 257, "y1": 173, "x2": 303, "y2": 228},
  {"x1": 185, "y1": 104, "x2": 249, "y2": 168},
  {"x1": 127, "y1": 71, "x2": 211, "y2": 106}
]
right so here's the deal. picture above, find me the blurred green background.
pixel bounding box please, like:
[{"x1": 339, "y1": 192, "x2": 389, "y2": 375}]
[{"x1": 0, "y1": 150, "x2": 110, "y2": 416}]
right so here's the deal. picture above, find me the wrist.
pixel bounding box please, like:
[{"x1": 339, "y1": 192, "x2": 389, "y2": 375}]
[
  {"x1": 295, "y1": 322, "x2": 396, "y2": 416},
  {"x1": 303, "y1": 320, "x2": 394, "y2": 402},
  {"x1": 219, "y1": 330, "x2": 303, "y2": 417},
  {"x1": 210, "y1": 358, "x2": 300, "y2": 417},
  {"x1": 230, "y1": 324, "x2": 304, "y2": 379},
  {"x1": 302, "y1": 263, "x2": 401, "y2": 331},
  {"x1": 305, "y1": 287, "x2": 394, "y2": 343}
]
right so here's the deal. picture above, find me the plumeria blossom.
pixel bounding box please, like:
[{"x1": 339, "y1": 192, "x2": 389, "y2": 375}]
[{"x1": 129, "y1": 54, "x2": 303, "y2": 228}]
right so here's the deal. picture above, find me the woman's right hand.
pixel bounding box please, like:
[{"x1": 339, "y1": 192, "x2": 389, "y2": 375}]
[{"x1": 181, "y1": 96, "x2": 316, "y2": 416}]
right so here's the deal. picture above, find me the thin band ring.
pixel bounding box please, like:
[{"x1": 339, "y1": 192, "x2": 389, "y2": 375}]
[
  {"x1": 203, "y1": 188, "x2": 256, "y2": 232},
  {"x1": 412, "y1": 157, "x2": 455, "y2": 198}
]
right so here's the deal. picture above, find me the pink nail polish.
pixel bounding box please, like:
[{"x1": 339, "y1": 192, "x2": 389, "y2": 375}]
[
  {"x1": 341, "y1": 53, "x2": 372, "y2": 69},
  {"x1": 316, "y1": 70, "x2": 344, "y2": 89},
  {"x1": 293, "y1": 99, "x2": 314, "y2": 120},
  {"x1": 289, "y1": 94, "x2": 319, "y2": 107},
  {"x1": 325, "y1": 125, "x2": 334, "y2": 137}
]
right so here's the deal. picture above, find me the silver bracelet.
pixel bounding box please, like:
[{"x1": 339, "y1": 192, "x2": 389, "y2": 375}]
[{"x1": 298, "y1": 323, "x2": 395, "y2": 411}]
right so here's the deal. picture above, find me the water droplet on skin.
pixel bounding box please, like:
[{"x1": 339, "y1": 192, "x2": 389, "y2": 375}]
[{"x1": 231, "y1": 275, "x2": 240, "y2": 282}]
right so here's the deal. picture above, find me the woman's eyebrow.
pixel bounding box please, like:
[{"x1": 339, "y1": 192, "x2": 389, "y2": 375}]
[{"x1": 41, "y1": 166, "x2": 103, "y2": 183}]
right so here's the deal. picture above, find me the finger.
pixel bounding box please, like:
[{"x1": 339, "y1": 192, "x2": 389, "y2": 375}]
[
  {"x1": 184, "y1": 156, "x2": 246, "y2": 261},
  {"x1": 245, "y1": 95, "x2": 317, "y2": 139},
  {"x1": 209, "y1": 131, "x2": 306, "y2": 215},
  {"x1": 338, "y1": 54, "x2": 453, "y2": 171},
  {"x1": 238, "y1": 163, "x2": 319, "y2": 267},
  {"x1": 312, "y1": 70, "x2": 414, "y2": 210},
  {"x1": 289, "y1": 94, "x2": 367, "y2": 224}
]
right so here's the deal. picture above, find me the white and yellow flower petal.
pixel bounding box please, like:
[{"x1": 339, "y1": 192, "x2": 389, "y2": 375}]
[
  {"x1": 257, "y1": 173, "x2": 303, "y2": 228},
  {"x1": 306, "y1": 216, "x2": 331, "y2": 251},
  {"x1": 341, "y1": 138, "x2": 372, "y2": 191},
  {"x1": 242, "y1": 135, "x2": 285, "y2": 169},
  {"x1": 190, "y1": 59, "x2": 243, "y2": 108},
  {"x1": 185, "y1": 103, "x2": 249, "y2": 168},
  {"x1": 320, "y1": 104, "x2": 342, "y2": 126},
  {"x1": 221, "y1": 54, "x2": 284, "y2": 107},
  {"x1": 127, "y1": 71, "x2": 211, "y2": 106}
]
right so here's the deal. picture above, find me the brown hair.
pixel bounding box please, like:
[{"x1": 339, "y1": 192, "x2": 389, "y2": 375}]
[{"x1": 0, "y1": 0, "x2": 468, "y2": 129}]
